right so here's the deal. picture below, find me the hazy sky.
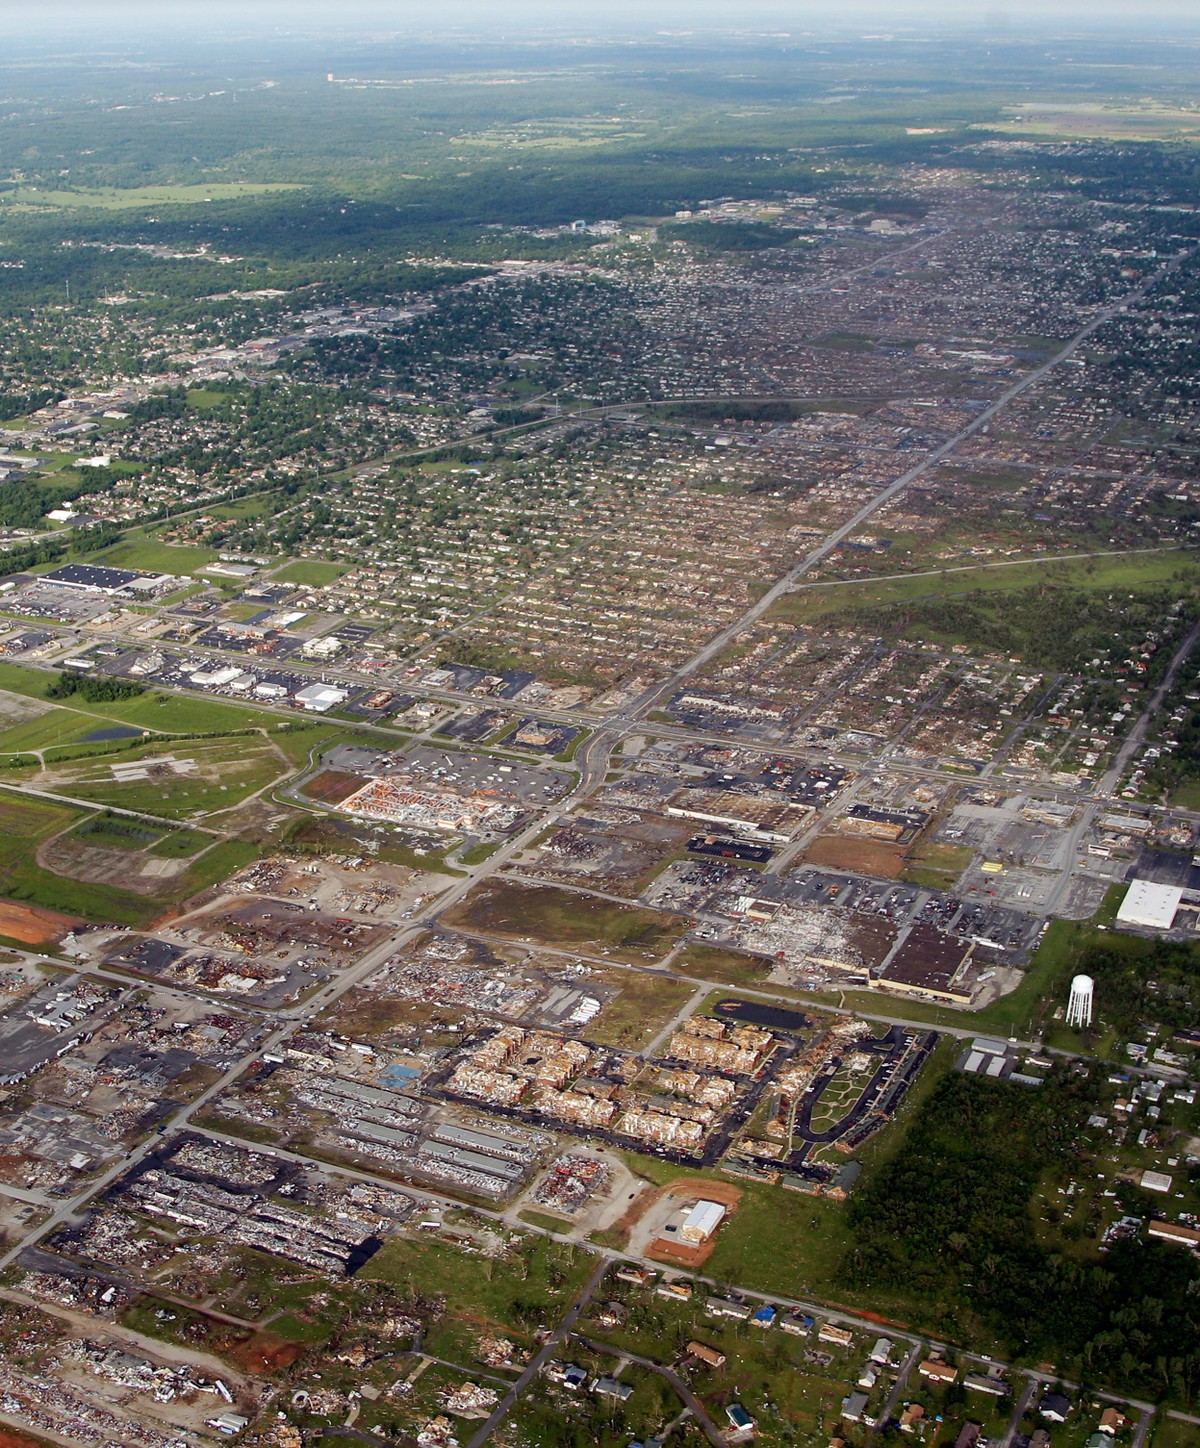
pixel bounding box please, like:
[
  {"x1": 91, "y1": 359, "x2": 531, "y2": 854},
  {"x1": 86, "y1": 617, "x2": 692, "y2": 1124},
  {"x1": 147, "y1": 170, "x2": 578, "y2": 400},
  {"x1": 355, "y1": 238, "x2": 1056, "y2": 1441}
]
[{"x1": 4, "y1": 0, "x2": 1200, "y2": 27}]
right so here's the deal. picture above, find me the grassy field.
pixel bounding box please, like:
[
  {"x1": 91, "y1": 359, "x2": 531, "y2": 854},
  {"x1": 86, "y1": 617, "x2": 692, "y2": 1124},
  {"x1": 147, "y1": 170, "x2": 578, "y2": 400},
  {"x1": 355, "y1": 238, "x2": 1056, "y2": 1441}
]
[
  {"x1": 442, "y1": 879, "x2": 688, "y2": 963},
  {"x1": 362, "y1": 1229, "x2": 593, "y2": 1363},
  {"x1": 1150, "y1": 1416, "x2": 1200, "y2": 1448},
  {"x1": 987, "y1": 103, "x2": 1200, "y2": 142},
  {"x1": 95, "y1": 536, "x2": 219, "y2": 575},
  {"x1": 270, "y1": 559, "x2": 349, "y2": 587},
  {"x1": 150, "y1": 825, "x2": 216, "y2": 857},
  {"x1": 0, "y1": 790, "x2": 246, "y2": 926},
  {"x1": 51, "y1": 733, "x2": 290, "y2": 819},
  {"x1": 901, "y1": 840, "x2": 974, "y2": 890},
  {"x1": 769, "y1": 547, "x2": 1200, "y2": 628},
  {"x1": 517, "y1": 1208, "x2": 571, "y2": 1234},
  {"x1": 0, "y1": 706, "x2": 102, "y2": 759},
  {"x1": 673, "y1": 942, "x2": 774, "y2": 988},
  {"x1": 586, "y1": 969, "x2": 696, "y2": 1050},
  {"x1": 0, "y1": 662, "x2": 309, "y2": 735},
  {"x1": 3, "y1": 181, "x2": 306, "y2": 210},
  {"x1": 69, "y1": 813, "x2": 170, "y2": 852}
]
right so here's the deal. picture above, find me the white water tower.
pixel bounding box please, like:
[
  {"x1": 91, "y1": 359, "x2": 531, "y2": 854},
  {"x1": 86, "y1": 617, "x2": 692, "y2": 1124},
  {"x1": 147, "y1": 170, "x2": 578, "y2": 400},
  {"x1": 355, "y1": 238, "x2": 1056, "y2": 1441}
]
[{"x1": 1065, "y1": 973, "x2": 1094, "y2": 1030}]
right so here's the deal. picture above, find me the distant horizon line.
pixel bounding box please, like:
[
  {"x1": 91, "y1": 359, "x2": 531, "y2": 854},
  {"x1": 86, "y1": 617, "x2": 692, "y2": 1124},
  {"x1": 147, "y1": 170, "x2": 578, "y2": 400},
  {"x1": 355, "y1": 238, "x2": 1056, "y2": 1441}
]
[{"x1": 5, "y1": 0, "x2": 1200, "y2": 36}]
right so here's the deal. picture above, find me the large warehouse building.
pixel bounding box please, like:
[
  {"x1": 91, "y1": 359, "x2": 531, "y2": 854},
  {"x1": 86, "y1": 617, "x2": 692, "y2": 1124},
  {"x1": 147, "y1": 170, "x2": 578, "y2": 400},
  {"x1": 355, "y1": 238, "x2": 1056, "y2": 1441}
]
[{"x1": 1116, "y1": 879, "x2": 1183, "y2": 932}]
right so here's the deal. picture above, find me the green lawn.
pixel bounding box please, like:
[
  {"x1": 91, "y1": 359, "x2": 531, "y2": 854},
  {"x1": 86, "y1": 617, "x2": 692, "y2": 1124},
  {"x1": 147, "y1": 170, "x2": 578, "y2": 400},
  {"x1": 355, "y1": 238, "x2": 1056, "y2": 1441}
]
[
  {"x1": 186, "y1": 390, "x2": 226, "y2": 410},
  {"x1": 53, "y1": 734, "x2": 290, "y2": 819},
  {"x1": 95, "y1": 536, "x2": 219, "y2": 575},
  {"x1": 0, "y1": 790, "x2": 238, "y2": 926},
  {"x1": 517, "y1": 1208, "x2": 571, "y2": 1234},
  {"x1": 674, "y1": 942, "x2": 774, "y2": 988},
  {"x1": 0, "y1": 706, "x2": 101, "y2": 758},
  {"x1": 1151, "y1": 1416, "x2": 1200, "y2": 1448},
  {"x1": 149, "y1": 826, "x2": 217, "y2": 858},
  {"x1": 770, "y1": 546, "x2": 1200, "y2": 627},
  {"x1": 586, "y1": 970, "x2": 696, "y2": 1050},
  {"x1": 270, "y1": 559, "x2": 349, "y2": 587},
  {"x1": 362, "y1": 1230, "x2": 593, "y2": 1361},
  {"x1": 901, "y1": 841, "x2": 974, "y2": 890}
]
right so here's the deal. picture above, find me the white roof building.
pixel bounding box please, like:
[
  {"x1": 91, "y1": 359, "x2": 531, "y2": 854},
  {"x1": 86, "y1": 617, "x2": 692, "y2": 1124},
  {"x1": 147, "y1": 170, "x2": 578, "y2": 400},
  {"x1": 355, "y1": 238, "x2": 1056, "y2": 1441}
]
[
  {"x1": 680, "y1": 1199, "x2": 726, "y2": 1244},
  {"x1": 190, "y1": 665, "x2": 243, "y2": 688},
  {"x1": 1116, "y1": 879, "x2": 1182, "y2": 931},
  {"x1": 294, "y1": 683, "x2": 348, "y2": 713},
  {"x1": 1142, "y1": 1169, "x2": 1174, "y2": 1194}
]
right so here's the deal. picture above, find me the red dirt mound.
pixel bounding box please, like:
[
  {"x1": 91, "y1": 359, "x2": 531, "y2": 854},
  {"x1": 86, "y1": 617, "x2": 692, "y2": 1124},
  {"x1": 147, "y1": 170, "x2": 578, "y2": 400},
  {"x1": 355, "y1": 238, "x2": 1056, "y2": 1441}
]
[
  {"x1": 230, "y1": 1332, "x2": 306, "y2": 1375},
  {"x1": 0, "y1": 898, "x2": 84, "y2": 945}
]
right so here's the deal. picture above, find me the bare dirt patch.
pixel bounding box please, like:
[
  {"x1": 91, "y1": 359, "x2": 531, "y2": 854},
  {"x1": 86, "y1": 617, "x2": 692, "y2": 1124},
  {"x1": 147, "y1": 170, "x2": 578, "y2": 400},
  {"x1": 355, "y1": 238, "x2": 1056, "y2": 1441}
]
[
  {"x1": 801, "y1": 832, "x2": 906, "y2": 879},
  {"x1": 39, "y1": 835, "x2": 187, "y2": 894},
  {"x1": 302, "y1": 770, "x2": 367, "y2": 805},
  {"x1": 0, "y1": 898, "x2": 83, "y2": 945},
  {"x1": 229, "y1": 1331, "x2": 305, "y2": 1375},
  {"x1": 0, "y1": 1428, "x2": 51, "y2": 1448},
  {"x1": 645, "y1": 1234, "x2": 714, "y2": 1268}
]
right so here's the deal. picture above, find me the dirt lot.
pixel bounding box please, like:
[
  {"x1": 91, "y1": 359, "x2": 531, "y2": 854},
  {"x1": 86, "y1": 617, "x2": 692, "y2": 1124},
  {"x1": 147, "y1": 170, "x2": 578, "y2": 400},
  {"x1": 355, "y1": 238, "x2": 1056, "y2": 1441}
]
[
  {"x1": 39, "y1": 834, "x2": 189, "y2": 895},
  {"x1": 302, "y1": 770, "x2": 367, "y2": 805},
  {"x1": 229, "y1": 1331, "x2": 306, "y2": 1375},
  {"x1": 0, "y1": 899, "x2": 83, "y2": 945},
  {"x1": 800, "y1": 832, "x2": 906, "y2": 879},
  {"x1": 0, "y1": 1427, "x2": 50, "y2": 1448}
]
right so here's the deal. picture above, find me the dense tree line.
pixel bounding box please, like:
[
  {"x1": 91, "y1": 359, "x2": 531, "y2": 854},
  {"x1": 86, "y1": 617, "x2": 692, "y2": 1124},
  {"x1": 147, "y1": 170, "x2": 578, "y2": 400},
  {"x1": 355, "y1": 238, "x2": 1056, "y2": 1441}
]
[
  {"x1": 842, "y1": 1071, "x2": 1200, "y2": 1402},
  {"x1": 1076, "y1": 936, "x2": 1200, "y2": 1040},
  {"x1": 44, "y1": 672, "x2": 145, "y2": 703}
]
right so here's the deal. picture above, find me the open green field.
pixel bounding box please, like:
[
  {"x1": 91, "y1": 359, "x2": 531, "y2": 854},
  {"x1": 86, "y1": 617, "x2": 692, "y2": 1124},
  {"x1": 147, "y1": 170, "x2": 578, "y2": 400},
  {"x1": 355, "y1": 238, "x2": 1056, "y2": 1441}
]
[
  {"x1": 901, "y1": 841, "x2": 974, "y2": 891},
  {"x1": 95, "y1": 536, "x2": 219, "y2": 575},
  {"x1": 207, "y1": 494, "x2": 284, "y2": 523},
  {"x1": 69, "y1": 813, "x2": 172, "y2": 852},
  {"x1": 674, "y1": 942, "x2": 774, "y2": 988},
  {"x1": 1150, "y1": 1415, "x2": 1200, "y2": 1448},
  {"x1": 769, "y1": 546, "x2": 1200, "y2": 627},
  {"x1": 186, "y1": 389, "x2": 227, "y2": 409},
  {"x1": 0, "y1": 789, "x2": 250, "y2": 927},
  {"x1": 270, "y1": 559, "x2": 349, "y2": 587},
  {"x1": 985, "y1": 103, "x2": 1200, "y2": 142},
  {"x1": 517, "y1": 1208, "x2": 571, "y2": 1234},
  {"x1": 442, "y1": 878, "x2": 688, "y2": 963},
  {"x1": 0, "y1": 705, "x2": 103, "y2": 759},
  {"x1": 50, "y1": 733, "x2": 292, "y2": 819},
  {"x1": 585, "y1": 969, "x2": 696, "y2": 1050},
  {"x1": 2, "y1": 182, "x2": 307, "y2": 210},
  {"x1": 0, "y1": 662, "x2": 302, "y2": 735},
  {"x1": 361, "y1": 1229, "x2": 593, "y2": 1363}
]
